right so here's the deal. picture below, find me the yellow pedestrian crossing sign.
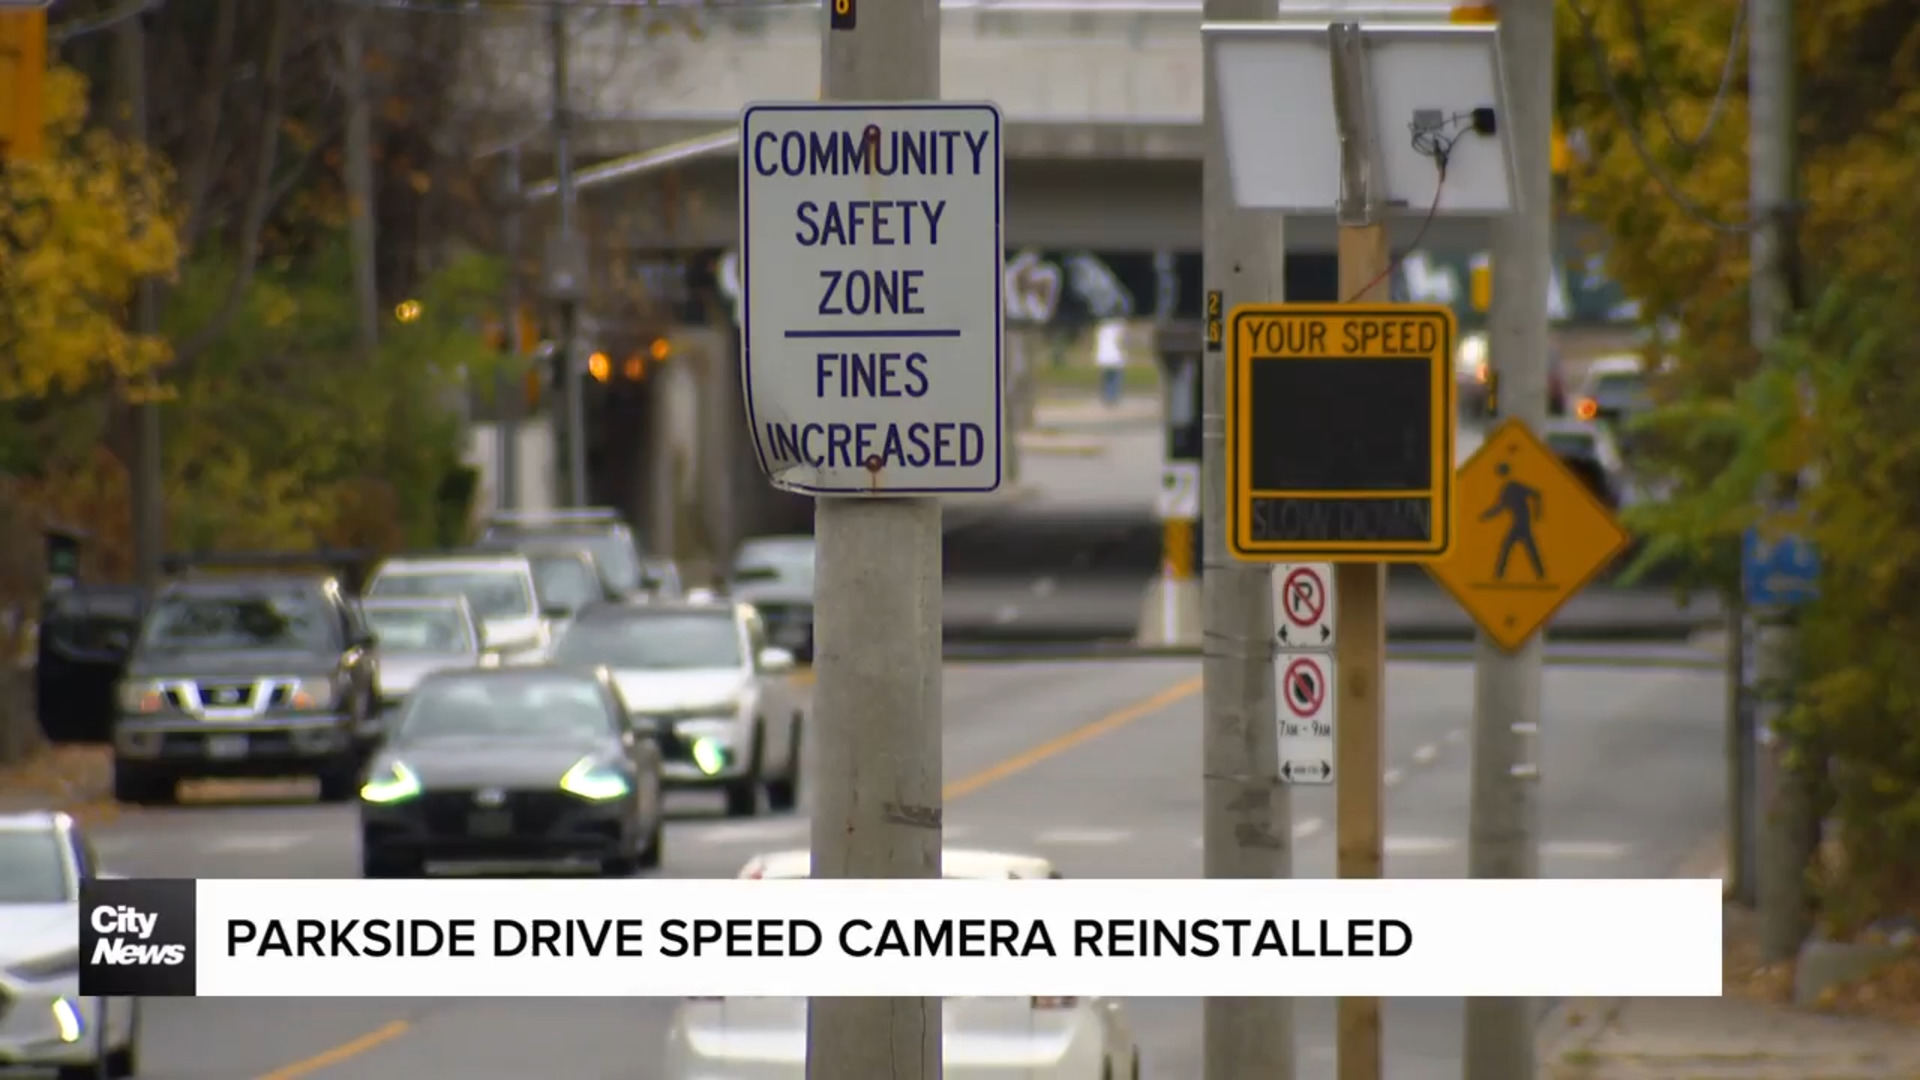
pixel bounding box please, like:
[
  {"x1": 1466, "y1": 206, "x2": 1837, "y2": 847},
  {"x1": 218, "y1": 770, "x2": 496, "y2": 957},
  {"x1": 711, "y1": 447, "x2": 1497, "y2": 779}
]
[{"x1": 1424, "y1": 418, "x2": 1631, "y2": 651}]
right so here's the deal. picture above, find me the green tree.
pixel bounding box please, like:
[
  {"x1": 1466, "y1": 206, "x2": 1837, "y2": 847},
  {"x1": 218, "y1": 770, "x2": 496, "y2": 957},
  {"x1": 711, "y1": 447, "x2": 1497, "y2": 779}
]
[{"x1": 1558, "y1": 0, "x2": 1920, "y2": 925}]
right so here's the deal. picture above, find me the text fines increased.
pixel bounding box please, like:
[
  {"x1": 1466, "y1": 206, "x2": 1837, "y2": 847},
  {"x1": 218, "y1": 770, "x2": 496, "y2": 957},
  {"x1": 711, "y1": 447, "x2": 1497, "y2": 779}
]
[{"x1": 142, "y1": 879, "x2": 1724, "y2": 998}]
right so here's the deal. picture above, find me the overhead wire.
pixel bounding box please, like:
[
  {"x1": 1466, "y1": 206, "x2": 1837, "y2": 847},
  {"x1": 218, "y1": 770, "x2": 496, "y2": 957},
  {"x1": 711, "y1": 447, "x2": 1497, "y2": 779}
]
[
  {"x1": 1625, "y1": 0, "x2": 1747, "y2": 153},
  {"x1": 1561, "y1": 0, "x2": 1758, "y2": 234}
]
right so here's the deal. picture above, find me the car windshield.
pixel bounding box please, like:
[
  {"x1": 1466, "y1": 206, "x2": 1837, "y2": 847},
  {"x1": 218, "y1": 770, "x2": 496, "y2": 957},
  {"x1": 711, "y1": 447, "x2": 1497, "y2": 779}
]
[
  {"x1": 1546, "y1": 432, "x2": 1598, "y2": 459},
  {"x1": 553, "y1": 612, "x2": 743, "y2": 670},
  {"x1": 1592, "y1": 372, "x2": 1645, "y2": 405},
  {"x1": 0, "y1": 829, "x2": 72, "y2": 904},
  {"x1": 138, "y1": 590, "x2": 333, "y2": 652},
  {"x1": 488, "y1": 528, "x2": 641, "y2": 593},
  {"x1": 370, "y1": 569, "x2": 534, "y2": 620},
  {"x1": 397, "y1": 677, "x2": 615, "y2": 740},
  {"x1": 532, "y1": 556, "x2": 601, "y2": 612},
  {"x1": 365, "y1": 607, "x2": 473, "y2": 654},
  {"x1": 733, "y1": 546, "x2": 815, "y2": 591}
]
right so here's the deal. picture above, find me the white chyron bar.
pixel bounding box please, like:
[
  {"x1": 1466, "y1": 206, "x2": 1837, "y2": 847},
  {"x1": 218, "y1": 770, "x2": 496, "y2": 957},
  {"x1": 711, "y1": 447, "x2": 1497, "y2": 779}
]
[
  {"x1": 188, "y1": 879, "x2": 1724, "y2": 998},
  {"x1": 738, "y1": 102, "x2": 1005, "y2": 496}
]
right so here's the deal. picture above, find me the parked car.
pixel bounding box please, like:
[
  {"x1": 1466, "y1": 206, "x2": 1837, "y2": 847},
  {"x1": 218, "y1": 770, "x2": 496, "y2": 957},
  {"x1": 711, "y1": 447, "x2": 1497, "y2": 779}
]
[
  {"x1": 661, "y1": 847, "x2": 1143, "y2": 1080},
  {"x1": 550, "y1": 598, "x2": 804, "y2": 818},
  {"x1": 1542, "y1": 418, "x2": 1629, "y2": 511},
  {"x1": 480, "y1": 508, "x2": 647, "y2": 600},
  {"x1": 727, "y1": 535, "x2": 816, "y2": 663},
  {"x1": 110, "y1": 568, "x2": 380, "y2": 804}
]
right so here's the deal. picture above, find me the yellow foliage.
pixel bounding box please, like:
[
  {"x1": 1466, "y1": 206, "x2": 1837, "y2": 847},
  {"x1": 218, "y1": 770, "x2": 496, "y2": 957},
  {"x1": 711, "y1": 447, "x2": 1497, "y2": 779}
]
[{"x1": 0, "y1": 66, "x2": 179, "y2": 399}]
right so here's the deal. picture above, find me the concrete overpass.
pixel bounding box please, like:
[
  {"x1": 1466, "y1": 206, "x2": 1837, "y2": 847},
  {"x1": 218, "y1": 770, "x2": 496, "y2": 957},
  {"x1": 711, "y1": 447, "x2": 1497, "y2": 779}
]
[{"x1": 466, "y1": 0, "x2": 1554, "y2": 253}]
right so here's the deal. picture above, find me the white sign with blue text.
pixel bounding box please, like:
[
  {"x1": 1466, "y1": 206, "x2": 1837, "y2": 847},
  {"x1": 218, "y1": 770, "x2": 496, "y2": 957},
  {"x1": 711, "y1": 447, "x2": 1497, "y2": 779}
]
[{"x1": 739, "y1": 102, "x2": 1004, "y2": 496}]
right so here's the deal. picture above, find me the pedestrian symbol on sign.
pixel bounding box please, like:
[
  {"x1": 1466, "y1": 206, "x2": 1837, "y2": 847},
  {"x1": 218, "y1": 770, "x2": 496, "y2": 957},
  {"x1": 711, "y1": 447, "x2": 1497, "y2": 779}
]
[{"x1": 1482, "y1": 462, "x2": 1546, "y2": 580}]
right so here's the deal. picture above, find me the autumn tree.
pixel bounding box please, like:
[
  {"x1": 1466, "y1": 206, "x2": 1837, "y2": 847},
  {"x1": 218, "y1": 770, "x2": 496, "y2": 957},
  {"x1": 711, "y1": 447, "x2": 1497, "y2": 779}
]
[
  {"x1": 0, "y1": 65, "x2": 177, "y2": 400},
  {"x1": 1559, "y1": 0, "x2": 1920, "y2": 926}
]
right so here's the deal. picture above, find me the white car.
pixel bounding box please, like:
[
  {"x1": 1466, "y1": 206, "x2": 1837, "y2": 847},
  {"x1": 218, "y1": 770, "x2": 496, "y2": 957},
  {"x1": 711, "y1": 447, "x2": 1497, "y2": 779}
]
[
  {"x1": 0, "y1": 811, "x2": 140, "y2": 1079},
  {"x1": 550, "y1": 599, "x2": 804, "y2": 818},
  {"x1": 365, "y1": 553, "x2": 555, "y2": 665},
  {"x1": 661, "y1": 848, "x2": 1142, "y2": 1080}
]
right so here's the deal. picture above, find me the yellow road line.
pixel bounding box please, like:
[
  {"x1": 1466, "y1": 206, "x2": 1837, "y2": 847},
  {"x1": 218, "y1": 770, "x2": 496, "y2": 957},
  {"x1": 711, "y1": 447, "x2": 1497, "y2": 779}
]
[
  {"x1": 254, "y1": 1021, "x2": 411, "y2": 1080},
  {"x1": 944, "y1": 675, "x2": 1203, "y2": 801},
  {"x1": 253, "y1": 673, "x2": 1200, "y2": 1078}
]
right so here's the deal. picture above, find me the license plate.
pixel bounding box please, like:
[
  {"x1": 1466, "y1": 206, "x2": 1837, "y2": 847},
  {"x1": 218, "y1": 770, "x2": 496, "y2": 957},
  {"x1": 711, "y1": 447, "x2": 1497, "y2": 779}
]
[
  {"x1": 205, "y1": 734, "x2": 248, "y2": 759},
  {"x1": 467, "y1": 810, "x2": 513, "y2": 837}
]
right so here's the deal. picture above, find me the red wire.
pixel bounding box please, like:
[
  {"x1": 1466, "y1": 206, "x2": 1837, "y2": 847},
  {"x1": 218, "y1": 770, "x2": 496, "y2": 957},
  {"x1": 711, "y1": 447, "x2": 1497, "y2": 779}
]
[{"x1": 1343, "y1": 167, "x2": 1448, "y2": 304}]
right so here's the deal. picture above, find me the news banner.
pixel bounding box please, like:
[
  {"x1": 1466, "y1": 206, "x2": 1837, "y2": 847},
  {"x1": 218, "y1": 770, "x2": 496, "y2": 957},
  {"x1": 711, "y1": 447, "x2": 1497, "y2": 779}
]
[{"x1": 78, "y1": 878, "x2": 1722, "y2": 998}]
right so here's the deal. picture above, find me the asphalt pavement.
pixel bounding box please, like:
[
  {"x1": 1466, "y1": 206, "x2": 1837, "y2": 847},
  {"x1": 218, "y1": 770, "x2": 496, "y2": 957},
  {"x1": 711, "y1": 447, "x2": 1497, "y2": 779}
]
[{"x1": 87, "y1": 656, "x2": 1726, "y2": 1079}]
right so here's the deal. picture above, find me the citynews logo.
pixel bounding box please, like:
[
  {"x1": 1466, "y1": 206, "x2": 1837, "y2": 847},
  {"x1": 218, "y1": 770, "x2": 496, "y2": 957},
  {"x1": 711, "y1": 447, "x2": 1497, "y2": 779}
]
[
  {"x1": 90, "y1": 905, "x2": 186, "y2": 965},
  {"x1": 79, "y1": 878, "x2": 198, "y2": 997}
]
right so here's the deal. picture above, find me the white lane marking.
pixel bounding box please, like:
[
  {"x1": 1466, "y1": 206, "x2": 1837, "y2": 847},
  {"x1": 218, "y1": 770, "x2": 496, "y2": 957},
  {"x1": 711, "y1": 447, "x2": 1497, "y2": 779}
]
[
  {"x1": 1031, "y1": 577, "x2": 1057, "y2": 597},
  {"x1": 1443, "y1": 728, "x2": 1466, "y2": 745},
  {"x1": 206, "y1": 833, "x2": 308, "y2": 854},
  {"x1": 1542, "y1": 841, "x2": 1632, "y2": 860},
  {"x1": 994, "y1": 604, "x2": 1020, "y2": 625},
  {"x1": 1384, "y1": 836, "x2": 1458, "y2": 855},
  {"x1": 1412, "y1": 744, "x2": 1438, "y2": 765},
  {"x1": 1033, "y1": 828, "x2": 1131, "y2": 847},
  {"x1": 679, "y1": 820, "x2": 810, "y2": 845},
  {"x1": 1382, "y1": 768, "x2": 1405, "y2": 788}
]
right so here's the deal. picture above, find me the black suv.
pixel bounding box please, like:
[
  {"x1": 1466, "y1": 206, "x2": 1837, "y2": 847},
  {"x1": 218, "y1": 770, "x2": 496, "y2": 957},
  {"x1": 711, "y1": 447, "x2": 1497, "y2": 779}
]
[{"x1": 111, "y1": 572, "x2": 379, "y2": 804}]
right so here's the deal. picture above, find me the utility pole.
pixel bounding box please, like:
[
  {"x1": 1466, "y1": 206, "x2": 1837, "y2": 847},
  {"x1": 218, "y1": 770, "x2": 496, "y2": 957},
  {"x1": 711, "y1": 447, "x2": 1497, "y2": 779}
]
[
  {"x1": 805, "y1": 0, "x2": 944, "y2": 1075},
  {"x1": 1463, "y1": 0, "x2": 1551, "y2": 1077},
  {"x1": 497, "y1": 147, "x2": 523, "y2": 511},
  {"x1": 1200, "y1": 0, "x2": 1293, "y2": 1074},
  {"x1": 341, "y1": 5, "x2": 380, "y2": 364},
  {"x1": 547, "y1": 4, "x2": 589, "y2": 508},
  {"x1": 116, "y1": 7, "x2": 163, "y2": 588},
  {"x1": 1327, "y1": 23, "x2": 1389, "y2": 1080},
  {"x1": 1750, "y1": 0, "x2": 1812, "y2": 966}
]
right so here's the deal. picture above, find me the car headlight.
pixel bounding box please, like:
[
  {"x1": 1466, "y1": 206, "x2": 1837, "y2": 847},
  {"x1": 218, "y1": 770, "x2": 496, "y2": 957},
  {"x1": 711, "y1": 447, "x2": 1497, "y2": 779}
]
[
  {"x1": 360, "y1": 761, "x2": 423, "y2": 803},
  {"x1": 7, "y1": 945, "x2": 79, "y2": 981},
  {"x1": 116, "y1": 679, "x2": 169, "y2": 714},
  {"x1": 559, "y1": 757, "x2": 631, "y2": 801},
  {"x1": 283, "y1": 676, "x2": 337, "y2": 711}
]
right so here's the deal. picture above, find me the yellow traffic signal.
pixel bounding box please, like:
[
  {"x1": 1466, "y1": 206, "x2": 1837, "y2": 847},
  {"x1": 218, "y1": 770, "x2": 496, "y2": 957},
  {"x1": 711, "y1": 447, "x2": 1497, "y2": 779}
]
[
  {"x1": 648, "y1": 337, "x2": 671, "y2": 362},
  {"x1": 1449, "y1": 4, "x2": 1497, "y2": 22},
  {"x1": 394, "y1": 299, "x2": 423, "y2": 323},
  {"x1": 0, "y1": 8, "x2": 47, "y2": 161},
  {"x1": 1470, "y1": 260, "x2": 1492, "y2": 312},
  {"x1": 587, "y1": 351, "x2": 611, "y2": 382}
]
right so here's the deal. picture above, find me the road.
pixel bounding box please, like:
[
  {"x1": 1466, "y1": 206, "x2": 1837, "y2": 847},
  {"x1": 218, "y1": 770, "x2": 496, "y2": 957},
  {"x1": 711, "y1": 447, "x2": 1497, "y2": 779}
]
[{"x1": 90, "y1": 657, "x2": 1723, "y2": 1079}]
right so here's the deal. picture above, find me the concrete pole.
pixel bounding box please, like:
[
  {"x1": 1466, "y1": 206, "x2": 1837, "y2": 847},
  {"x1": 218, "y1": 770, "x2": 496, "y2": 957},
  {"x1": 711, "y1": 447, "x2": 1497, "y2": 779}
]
[
  {"x1": 1749, "y1": 0, "x2": 1813, "y2": 966},
  {"x1": 498, "y1": 147, "x2": 524, "y2": 511},
  {"x1": 1200, "y1": 0, "x2": 1292, "y2": 1073},
  {"x1": 1463, "y1": 1, "x2": 1551, "y2": 1077},
  {"x1": 549, "y1": 4, "x2": 589, "y2": 507},
  {"x1": 117, "y1": 12, "x2": 163, "y2": 588},
  {"x1": 805, "y1": 0, "x2": 945, "y2": 1077}
]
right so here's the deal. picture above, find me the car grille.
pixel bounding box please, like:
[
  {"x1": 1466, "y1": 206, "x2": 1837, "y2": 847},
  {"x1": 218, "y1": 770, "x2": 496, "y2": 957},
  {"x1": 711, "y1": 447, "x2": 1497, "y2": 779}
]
[
  {"x1": 417, "y1": 790, "x2": 573, "y2": 836},
  {"x1": 196, "y1": 681, "x2": 257, "y2": 708}
]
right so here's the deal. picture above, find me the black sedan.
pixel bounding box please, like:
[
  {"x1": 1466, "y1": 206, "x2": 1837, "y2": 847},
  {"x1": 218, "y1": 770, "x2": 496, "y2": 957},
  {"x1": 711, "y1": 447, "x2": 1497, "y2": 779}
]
[{"x1": 357, "y1": 667, "x2": 665, "y2": 878}]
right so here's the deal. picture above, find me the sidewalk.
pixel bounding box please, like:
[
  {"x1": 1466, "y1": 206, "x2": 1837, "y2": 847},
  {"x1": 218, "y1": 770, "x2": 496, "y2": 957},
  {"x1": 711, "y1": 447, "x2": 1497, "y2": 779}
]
[{"x1": 1542, "y1": 899, "x2": 1920, "y2": 1080}]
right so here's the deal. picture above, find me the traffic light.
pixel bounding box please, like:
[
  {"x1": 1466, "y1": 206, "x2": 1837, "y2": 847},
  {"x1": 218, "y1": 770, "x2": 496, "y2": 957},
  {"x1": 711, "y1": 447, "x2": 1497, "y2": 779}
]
[{"x1": 0, "y1": 7, "x2": 46, "y2": 161}]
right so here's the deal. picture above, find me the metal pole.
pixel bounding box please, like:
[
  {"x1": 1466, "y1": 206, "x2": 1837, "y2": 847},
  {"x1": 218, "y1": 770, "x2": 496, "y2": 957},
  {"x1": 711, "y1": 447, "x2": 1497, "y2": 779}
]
[
  {"x1": 498, "y1": 148, "x2": 524, "y2": 511},
  {"x1": 1750, "y1": 0, "x2": 1812, "y2": 966},
  {"x1": 117, "y1": 10, "x2": 163, "y2": 589},
  {"x1": 1326, "y1": 23, "x2": 1387, "y2": 1080},
  {"x1": 1463, "y1": 2, "x2": 1551, "y2": 1077},
  {"x1": 805, "y1": 0, "x2": 944, "y2": 1077},
  {"x1": 550, "y1": 4, "x2": 588, "y2": 508},
  {"x1": 1201, "y1": 0, "x2": 1292, "y2": 1073}
]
